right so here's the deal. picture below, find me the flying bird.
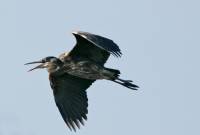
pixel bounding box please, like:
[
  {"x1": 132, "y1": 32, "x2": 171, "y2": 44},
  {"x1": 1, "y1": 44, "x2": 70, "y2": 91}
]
[{"x1": 25, "y1": 31, "x2": 138, "y2": 131}]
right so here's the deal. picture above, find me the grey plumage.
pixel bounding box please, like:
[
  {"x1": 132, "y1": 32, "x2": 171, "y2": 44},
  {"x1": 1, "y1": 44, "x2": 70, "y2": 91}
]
[{"x1": 25, "y1": 31, "x2": 138, "y2": 131}]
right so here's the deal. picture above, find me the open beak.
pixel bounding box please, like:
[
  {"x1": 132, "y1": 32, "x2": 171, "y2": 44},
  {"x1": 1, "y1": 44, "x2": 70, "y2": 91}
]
[{"x1": 25, "y1": 60, "x2": 46, "y2": 72}]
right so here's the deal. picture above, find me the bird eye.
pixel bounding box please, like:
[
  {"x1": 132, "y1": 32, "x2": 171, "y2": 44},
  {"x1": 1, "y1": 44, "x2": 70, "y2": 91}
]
[{"x1": 49, "y1": 58, "x2": 55, "y2": 63}]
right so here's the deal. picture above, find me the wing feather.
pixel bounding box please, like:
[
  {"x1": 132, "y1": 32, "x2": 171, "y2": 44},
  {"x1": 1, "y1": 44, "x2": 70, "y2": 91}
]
[
  {"x1": 60, "y1": 31, "x2": 122, "y2": 65},
  {"x1": 73, "y1": 31, "x2": 122, "y2": 56},
  {"x1": 49, "y1": 73, "x2": 95, "y2": 131}
]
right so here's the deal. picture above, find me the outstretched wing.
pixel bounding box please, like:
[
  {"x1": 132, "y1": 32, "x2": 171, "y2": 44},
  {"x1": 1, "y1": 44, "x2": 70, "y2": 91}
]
[
  {"x1": 49, "y1": 73, "x2": 95, "y2": 131},
  {"x1": 60, "y1": 31, "x2": 122, "y2": 65}
]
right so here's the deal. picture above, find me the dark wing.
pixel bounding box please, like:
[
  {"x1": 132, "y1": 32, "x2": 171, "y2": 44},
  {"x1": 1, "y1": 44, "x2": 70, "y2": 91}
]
[
  {"x1": 49, "y1": 73, "x2": 95, "y2": 131},
  {"x1": 60, "y1": 31, "x2": 122, "y2": 65}
]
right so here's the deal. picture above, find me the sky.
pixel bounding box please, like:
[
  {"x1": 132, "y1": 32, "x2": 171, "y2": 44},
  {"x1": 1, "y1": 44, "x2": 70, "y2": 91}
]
[{"x1": 0, "y1": 0, "x2": 200, "y2": 135}]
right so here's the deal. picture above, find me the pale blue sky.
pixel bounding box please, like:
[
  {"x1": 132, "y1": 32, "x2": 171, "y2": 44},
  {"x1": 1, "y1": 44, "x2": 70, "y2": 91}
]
[{"x1": 0, "y1": 0, "x2": 200, "y2": 135}]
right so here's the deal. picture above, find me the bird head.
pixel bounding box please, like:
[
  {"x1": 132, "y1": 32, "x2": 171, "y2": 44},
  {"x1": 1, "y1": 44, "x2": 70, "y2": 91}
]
[{"x1": 25, "y1": 56, "x2": 63, "y2": 73}]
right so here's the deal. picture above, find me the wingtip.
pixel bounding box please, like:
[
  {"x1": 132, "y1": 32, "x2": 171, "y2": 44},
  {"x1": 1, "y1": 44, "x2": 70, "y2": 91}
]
[{"x1": 111, "y1": 51, "x2": 122, "y2": 57}]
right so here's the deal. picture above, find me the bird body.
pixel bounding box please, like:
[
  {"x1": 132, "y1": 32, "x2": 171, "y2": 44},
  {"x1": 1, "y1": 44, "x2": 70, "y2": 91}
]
[
  {"x1": 49, "y1": 58, "x2": 117, "y2": 80},
  {"x1": 25, "y1": 31, "x2": 138, "y2": 131}
]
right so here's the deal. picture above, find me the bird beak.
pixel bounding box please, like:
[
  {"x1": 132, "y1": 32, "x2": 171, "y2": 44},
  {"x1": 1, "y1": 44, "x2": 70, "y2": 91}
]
[{"x1": 25, "y1": 60, "x2": 46, "y2": 72}]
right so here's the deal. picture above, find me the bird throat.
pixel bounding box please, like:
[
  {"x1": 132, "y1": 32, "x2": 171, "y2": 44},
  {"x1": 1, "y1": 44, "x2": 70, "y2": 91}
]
[{"x1": 47, "y1": 63, "x2": 62, "y2": 75}]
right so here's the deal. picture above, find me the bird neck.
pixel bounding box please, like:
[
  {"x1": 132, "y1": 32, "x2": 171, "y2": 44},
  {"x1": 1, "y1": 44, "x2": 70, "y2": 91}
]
[{"x1": 47, "y1": 62, "x2": 64, "y2": 75}]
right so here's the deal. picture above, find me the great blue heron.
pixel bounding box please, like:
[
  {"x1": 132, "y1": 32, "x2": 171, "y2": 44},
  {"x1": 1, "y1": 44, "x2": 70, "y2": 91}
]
[{"x1": 25, "y1": 31, "x2": 138, "y2": 131}]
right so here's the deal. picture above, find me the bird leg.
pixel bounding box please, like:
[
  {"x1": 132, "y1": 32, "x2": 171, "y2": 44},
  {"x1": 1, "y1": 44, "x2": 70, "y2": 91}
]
[{"x1": 112, "y1": 78, "x2": 139, "y2": 90}]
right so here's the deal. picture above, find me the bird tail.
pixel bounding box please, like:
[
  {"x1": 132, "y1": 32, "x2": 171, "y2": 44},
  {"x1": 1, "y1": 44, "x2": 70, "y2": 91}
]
[
  {"x1": 104, "y1": 68, "x2": 121, "y2": 78},
  {"x1": 112, "y1": 78, "x2": 139, "y2": 90}
]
